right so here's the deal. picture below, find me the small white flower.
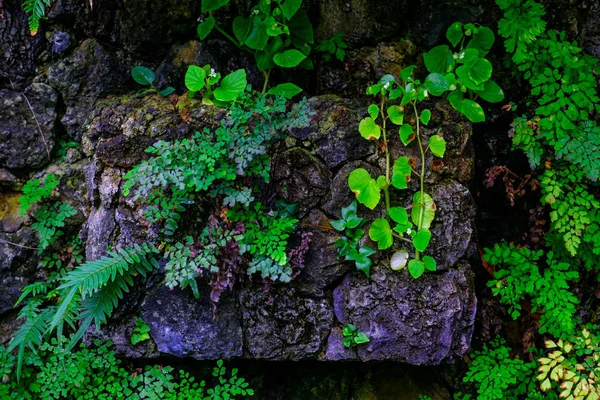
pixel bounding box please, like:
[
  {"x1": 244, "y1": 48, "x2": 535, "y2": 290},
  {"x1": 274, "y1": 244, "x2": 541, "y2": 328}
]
[
  {"x1": 423, "y1": 90, "x2": 429, "y2": 98},
  {"x1": 253, "y1": 9, "x2": 259, "y2": 14},
  {"x1": 383, "y1": 82, "x2": 390, "y2": 90},
  {"x1": 459, "y1": 52, "x2": 465, "y2": 59},
  {"x1": 209, "y1": 68, "x2": 216, "y2": 78},
  {"x1": 453, "y1": 53, "x2": 458, "y2": 59},
  {"x1": 406, "y1": 228, "x2": 412, "y2": 235}
]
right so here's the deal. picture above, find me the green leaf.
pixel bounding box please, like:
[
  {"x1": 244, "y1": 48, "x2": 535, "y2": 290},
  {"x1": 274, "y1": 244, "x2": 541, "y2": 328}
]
[
  {"x1": 467, "y1": 26, "x2": 495, "y2": 55},
  {"x1": 368, "y1": 104, "x2": 379, "y2": 119},
  {"x1": 400, "y1": 65, "x2": 415, "y2": 81},
  {"x1": 392, "y1": 156, "x2": 411, "y2": 189},
  {"x1": 233, "y1": 16, "x2": 251, "y2": 45},
  {"x1": 429, "y1": 135, "x2": 446, "y2": 157},
  {"x1": 446, "y1": 22, "x2": 463, "y2": 47},
  {"x1": 413, "y1": 229, "x2": 432, "y2": 252},
  {"x1": 267, "y1": 82, "x2": 302, "y2": 99},
  {"x1": 387, "y1": 106, "x2": 404, "y2": 125},
  {"x1": 348, "y1": 169, "x2": 381, "y2": 210},
  {"x1": 330, "y1": 219, "x2": 346, "y2": 231},
  {"x1": 354, "y1": 332, "x2": 370, "y2": 344},
  {"x1": 369, "y1": 218, "x2": 393, "y2": 250},
  {"x1": 455, "y1": 66, "x2": 484, "y2": 91},
  {"x1": 245, "y1": 17, "x2": 269, "y2": 50},
  {"x1": 390, "y1": 250, "x2": 409, "y2": 271},
  {"x1": 412, "y1": 192, "x2": 435, "y2": 229},
  {"x1": 359, "y1": 117, "x2": 381, "y2": 140},
  {"x1": 423, "y1": 45, "x2": 455, "y2": 74},
  {"x1": 288, "y1": 9, "x2": 314, "y2": 47},
  {"x1": 389, "y1": 207, "x2": 409, "y2": 225},
  {"x1": 281, "y1": 0, "x2": 302, "y2": 19},
  {"x1": 159, "y1": 87, "x2": 175, "y2": 97},
  {"x1": 423, "y1": 255, "x2": 436, "y2": 271},
  {"x1": 408, "y1": 259, "x2": 425, "y2": 279},
  {"x1": 273, "y1": 49, "x2": 307, "y2": 68},
  {"x1": 131, "y1": 66, "x2": 155, "y2": 86},
  {"x1": 474, "y1": 80, "x2": 504, "y2": 103},
  {"x1": 214, "y1": 69, "x2": 247, "y2": 101},
  {"x1": 184, "y1": 65, "x2": 206, "y2": 92},
  {"x1": 197, "y1": 16, "x2": 215, "y2": 40},
  {"x1": 399, "y1": 124, "x2": 415, "y2": 146},
  {"x1": 421, "y1": 109, "x2": 431, "y2": 125},
  {"x1": 424, "y1": 73, "x2": 449, "y2": 96},
  {"x1": 256, "y1": 36, "x2": 283, "y2": 71},
  {"x1": 447, "y1": 91, "x2": 486, "y2": 123},
  {"x1": 467, "y1": 58, "x2": 493, "y2": 85},
  {"x1": 201, "y1": 0, "x2": 229, "y2": 12}
]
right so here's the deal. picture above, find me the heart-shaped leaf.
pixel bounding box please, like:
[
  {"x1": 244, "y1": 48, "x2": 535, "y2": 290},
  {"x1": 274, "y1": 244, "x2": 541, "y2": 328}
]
[
  {"x1": 412, "y1": 191, "x2": 435, "y2": 229},
  {"x1": 288, "y1": 9, "x2": 314, "y2": 47},
  {"x1": 184, "y1": 65, "x2": 206, "y2": 92},
  {"x1": 233, "y1": 16, "x2": 252, "y2": 45},
  {"x1": 267, "y1": 82, "x2": 302, "y2": 99},
  {"x1": 355, "y1": 332, "x2": 370, "y2": 344},
  {"x1": 369, "y1": 218, "x2": 393, "y2": 250},
  {"x1": 201, "y1": 0, "x2": 229, "y2": 12},
  {"x1": 466, "y1": 26, "x2": 495, "y2": 55},
  {"x1": 446, "y1": 22, "x2": 463, "y2": 47},
  {"x1": 273, "y1": 49, "x2": 307, "y2": 68},
  {"x1": 392, "y1": 156, "x2": 411, "y2": 189},
  {"x1": 424, "y1": 73, "x2": 449, "y2": 96},
  {"x1": 348, "y1": 169, "x2": 381, "y2": 210},
  {"x1": 197, "y1": 16, "x2": 215, "y2": 40},
  {"x1": 423, "y1": 255, "x2": 437, "y2": 271},
  {"x1": 359, "y1": 117, "x2": 381, "y2": 140},
  {"x1": 423, "y1": 45, "x2": 455, "y2": 74},
  {"x1": 467, "y1": 58, "x2": 493, "y2": 85},
  {"x1": 387, "y1": 106, "x2": 404, "y2": 125},
  {"x1": 413, "y1": 229, "x2": 432, "y2": 252},
  {"x1": 474, "y1": 80, "x2": 504, "y2": 103},
  {"x1": 429, "y1": 135, "x2": 446, "y2": 157},
  {"x1": 214, "y1": 69, "x2": 247, "y2": 101},
  {"x1": 421, "y1": 109, "x2": 431, "y2": 125},
  {"x1": 281, "y1": 0, "x2": 302, "y2": 19},
  {"x1": 245, "y1": 16, "x2": 269, "y2": 50},
  {"x1": 399, "y1": 124, "x2": 414, "y2": 146},
  {"x1": 447, "y1": 91, "x2": 486, "y2": 123},
  {"x1": 408, "y1": 259, "x2": 425, "y2": 279},
  {"x1": 456, "y1": 66, "x2": 485, "y2": 91},
  {"x1": 389, "y1": 207, "x2": 409, "y2": 225},
  {"x1": 132, "y1": 66, "x2": 155, "y2": 86},
  {"x1": 368, "y1": 104, "x2": 379, "y2": 119},
  {"x1": 391, "y1": 250, "x2": 409, "y2": 271},
  {"x1": 400, "y1": 65, "x2": 416, "y2": 81}
]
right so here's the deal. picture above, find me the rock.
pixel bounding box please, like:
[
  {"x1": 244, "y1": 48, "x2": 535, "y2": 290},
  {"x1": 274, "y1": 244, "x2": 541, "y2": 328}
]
[
  {"x1": 240, "y1": 286, "x2": 333, "y2": 359},
  {"x1": 333, "y1": 261, "x2": 476, "y2": 364},
  {"x1": 0, "y1": 83, "x2": 57, "y2": 169},
  {"x1": 142, "y1": 283, "x2": 243, "y2": 359},
  {"x1": 322, "y1": 326, "x2": 358, "y2": 361}
]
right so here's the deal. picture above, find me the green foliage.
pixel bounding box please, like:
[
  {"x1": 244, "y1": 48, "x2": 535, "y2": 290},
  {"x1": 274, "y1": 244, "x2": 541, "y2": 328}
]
[
  {"x1": 131, "y1": 318, "x2": 151, "y2": 345},
  {"x1": 19, "y1": 174, "x2": 59, "y2": 216},
  {"x1": 184, "y1": 65, "x2": 247, "y2": 105},
  {"x1": 22, "y1": 0, "x2": 50, "y2": 35},
  {"x1": 316, "y1": 32, "x2": 348, "y2": 62},
  {"x1": 342, "y1": 323, "x2": 370, "y2": 348},
  {"x1": 131, "y1": 66, "x2": 175, "y2": 97},
  {"x1": 32, "y1": 202, "x2": 77, "y2": 254}
]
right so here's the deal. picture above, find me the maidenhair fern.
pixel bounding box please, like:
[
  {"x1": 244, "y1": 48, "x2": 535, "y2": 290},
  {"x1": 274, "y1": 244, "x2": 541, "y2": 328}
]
[{"x1": 22, "y1": 0, "x2": 51, "y2": 35}]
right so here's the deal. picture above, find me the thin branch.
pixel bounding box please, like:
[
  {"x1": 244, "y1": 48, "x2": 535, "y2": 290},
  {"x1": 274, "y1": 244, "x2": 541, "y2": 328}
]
[{"x1": 0, "y1": 238, "x2": 39, "y2": 251}]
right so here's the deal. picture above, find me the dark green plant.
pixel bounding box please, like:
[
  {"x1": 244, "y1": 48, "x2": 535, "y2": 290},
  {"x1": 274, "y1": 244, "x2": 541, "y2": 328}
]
[
  {"x1": 184, "y1": 65, "x2": 247, "y2": 105},
  {"x1": 131, "y1": 66, "x2": 176, "y2": 97},
  {"x1": 316, "y1": 32, "x2": 348, "y2": 62},
  {"x1": 197, "y1": 0, "x2": 312, "y2": 94},
  {"x1": 342, "y1": 324, "x2": 370, "y2": 348},
  {"x1": 131, "y1": 317, "x2": 151, "y2": 345}
]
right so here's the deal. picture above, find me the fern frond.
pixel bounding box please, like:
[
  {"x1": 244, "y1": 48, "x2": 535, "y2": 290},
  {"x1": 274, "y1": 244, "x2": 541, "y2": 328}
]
[
  {"x1": 8, "y1": 307, "x2": 51, "y2": 382},
  {"x1": 15, "y1": 281, "x2": 51, "y2": 307},
  {"x1": 21, "y1": 0, "x2": 51, "y2": 35}
]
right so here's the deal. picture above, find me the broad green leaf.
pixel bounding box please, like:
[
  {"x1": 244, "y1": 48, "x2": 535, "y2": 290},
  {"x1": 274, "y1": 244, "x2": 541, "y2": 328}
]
[
  {"x1": 233, "y1": 16, "x2": 251, "y2": 45},
  {"x1": 467, "y1": 58, "x2": 493, "y2": 85},
  {"x1": 387, "y1": 106, "x2": 404, "y2": 125},
  {"x1": 245, "y1": 17, "x2": 269, "y2": 50},
  {"x1": 273, "y1": 49, "x2": 307, "y2": 68},
  {"x1": 392, "y1": 156, "x2": 411, "y2": 189},
  {"x1": 421, "y1": 109, "x2": 431, "y2": 125},
  {"x1": 281, "y1": 0, "x2": 302, "y2": 19},
  {"x1": 330, "y1": 219, "x2": 346, "y2": 231},
  {"x1": 408, "y1": 259, "x2": 425, "y2": 279},
  {"x1": 184, "y1": 65, "x2": 206, "y2": 92},
  {"x1": 455, "y1": 66, "x2": 484, "y2": 91},
  {"x1": 399, "y1": 124, "x2": 414, "y2": 146},
  {"x1": 197, "y1": 16, "x2": 215, "y2": 40},
  {"x1": 457, "y1": 48, "x2": 480, "y2": 67},
  {"x1": 474, "y1": 80, "x2": 504, "y2": 103},
  {"x1": 159, "y1": 87, "x2": 175, "y2": 97},
  {"x1": 265, "y1": 16, "x2": 283, "y2": 36},
  {"x1": 400, "y1": 65, "x2": 415, "y2": 81},
  {"x1": 355, "y1": 332, "x2": 370, "y2": 344},
  {"x1": 376, "y1": 175, "x2": 387, "y2": 189},
  {"x1": 389, "y1": 207, "x2": 409, "y2": 225},
  {"x1": 424, "y1": 73, "x2": 449, "y2": 96},
  {"x1": 131, "y1": 66, "x2": 155, "y2": 86},
  {"x1": 369, "y1": 218, "x2": 393, "y2": 250},
  {"x1": 447, "y1": 91, "x2": 486, "y2": 123},
  {"x1": 390, "y1": 250, "x2": 409, "y2": 271},
  {"x1": 412, "y1": 191, "x2": 435, "y2": 229},
  {"x1": 368, "y1": 104, "x2": 379, "y2": 119},
  {"x1": 288, "y1": 9, "x2": 314, "y2": 47},
  {"x1": 413, "y1": 229, "x2": 431, "y2": 252},
  {"x1": 201, "y1": 0, "x2": 229, "y2": 12},
  {"x1": 359, "y1": 117, "x2": 381, "y2": 140},
  {"x1": 429, "y1": 135, "x2": 446, "y2": 157},
  {"x1": 423, "y1": 45, "x2": 455, "y2": 74},
  {"x1": 423, "y1": 255, "x2": 436, "y2": 271},
  {"x1": 214, "y1": 69, "x2": 246, "y2": 101},
  {"x1": 348, "y1": 169, "x2": 381, "y2": 210},
  {"x1": 467, "y1": 26, "x2": 495, "y2": 55},
  {"x1": 255, "y1": 36, "x2": 283, "y2": 71},
  {"x1": 267, "y1": 82, "x2": 302, "y2": 98},
  {"x1": 446, "y1": 22, "x2": 463, "y2": 47}
]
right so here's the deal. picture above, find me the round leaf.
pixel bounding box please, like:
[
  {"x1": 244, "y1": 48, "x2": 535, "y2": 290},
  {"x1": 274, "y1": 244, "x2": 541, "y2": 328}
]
[
  {"x1": 273, "y1": 49, "x2": 307, "y2": 68},
  {"x1": 214, "y1": 69, "x2": 247, "y2": 102},
  {"x1": 408, "y1": 259, "x2": 425, "y2": 279},
  {"x1": 391, "y1": 250, "x2": 409, "y2": 271},
  {"x1": 421, "y1": 109, "x2": 431, "y2": 125},
  {"x1": 131, "y1": 66, "x2": 155, "y2": 86},
  {"x1": 413, "y1": 229, "x2": 432, "y2": 252},
  {"x1": 267, "y1": 82, "x2": 302, "y2": 99},
  {"x1": 467, "y1": 26, "x2": 495, "y2": 55},
  {"x1": 424, "y1": 73, "x2": 449, "y2": 96},
  {"x1": 359, "y1": 117, "x2": 381, "y2": 140},
  {"x1": 429, "y1": 135, "x2": 446, "y2": 158},
  {"x1": 411, "y1": 192, "x2": 435, "y2": 229},
  {"x1": 423, "y1": 45, "x2": 455, "y2": 74},
  {"x1": 460, "y1": 99, "x2": 486, "y2": 123},
  {"x1": 423, "y1": 255, "x2": 437, "y2": 271},
  {"x1": 475, "y1": 80, "x2": 504, "y2": 103},
  {"x1": 389, "y1": 207, "x2": 409, "y2": 225},
  {"x1": 456, "y1": 66, "x2": 484, "y2": 91},
  {"x1": 348, "y1": 169, "x2": 381, "y2": 210},
  {"x1": 369, "y1": 218, "x2": 393, "y2": 250},
  {"x1": 184, "y1": 65, "x2": 206, "y2": 92},
  {"x1": 233, "y1": 16, "x2": 251, "y2": 45},
  {"x1": 446, "y1": 22, "x2": 463, "y2": 47},
  {"x1": 467, "y1": 58, "x2": 493, "y2": 85},
  {"x1": 399, "y1": 124, "x2": 415, "y2": 146},
  {"x1": 197, "y1": 16, "x2": 215, "y2": 40},
  {"x1": 245, "y1": 16, "x2": 269, "y2": 50},
  {"x1": 368, "y1": 104, "x2": 379, "y2": 119},
  {"x1": 387, "y1": 106, "x2": 404, "y2": 125},
  {"x1": 392, "y1": 156, "x2": 411, "y2": 189}
]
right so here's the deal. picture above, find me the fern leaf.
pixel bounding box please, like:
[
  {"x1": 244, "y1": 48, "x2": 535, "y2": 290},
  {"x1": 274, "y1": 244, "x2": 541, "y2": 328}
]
[
  {"x1": 21, "y1": 0, "x2": 51, "y2": 35},
  {"x1": 8, "y1": 308, "x2": 51, "y2": 382}
]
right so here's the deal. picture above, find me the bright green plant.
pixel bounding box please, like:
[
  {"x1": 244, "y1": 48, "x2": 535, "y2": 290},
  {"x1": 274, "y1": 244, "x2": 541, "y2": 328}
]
[
  {"x1": 131, "y1": 66, "x2": 176, "y2": 97},
  {"x1": 342, "y1": 323, "x2": 370, "y2": 348},
  {"x1": 19, "y1": 174, "x2": 59, "y2": 216},
  {"x1": 131, "y1": 317, "x2": 152, "y2": 345},
  {"x1": 22, "y1": 0, "x2": 50, "y2": 35},
  {"x1": 423, "y1": 21, "x2": 504, "y2": 122},
  {"x1": 184, "y1": 65, "x2": 247, "y2": 105},
  {"x1": 197, "y1": 0, "x2": 312, "y2": 94},
  {"x1": 316, "y1": 32, "x2": 348, "y2": 62},
  {"x1": 330, "y1": 201, "x2": 376, "y2": 277}
]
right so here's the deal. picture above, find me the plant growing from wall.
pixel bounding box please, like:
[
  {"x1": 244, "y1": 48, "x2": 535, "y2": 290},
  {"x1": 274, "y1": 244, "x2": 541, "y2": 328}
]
[
  {"x1": 184, "y1": 65, "x2": 248, "y2": 105},
  {"x1": 21, "y1": 0, "x2": 51, "y2": 35},
  {"x1": 342, "y1": 323, "x2": 370, "y2": 348},
  {"x1": 130, "y1": 318, "x2": 151, "y2": 345},
  {"x1": 316, "y1": 32, "x2": 348, "y2": 62},
  {"x1": 131, "y1": 66, "x2": 176, "y2": 97}
]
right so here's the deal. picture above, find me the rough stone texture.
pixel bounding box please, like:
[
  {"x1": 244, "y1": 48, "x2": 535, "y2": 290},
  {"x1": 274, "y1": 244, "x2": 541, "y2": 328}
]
[
  {"x1": 332, "y1": 261, "x2": 476, "y2": 364},
  {"x1": 0, "y1": 83, "x2": 57, "y2": 169}
]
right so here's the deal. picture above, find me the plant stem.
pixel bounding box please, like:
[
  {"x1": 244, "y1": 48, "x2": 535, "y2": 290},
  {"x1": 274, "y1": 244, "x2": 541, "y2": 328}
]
[
  {"x1": 214, "y1": 21, "x2": 242, "y2": 49},
  {"x1": 413, "y1": 101, "x2": 426, "y2": 261},
  {"x1": 262, "y1": 69, "x2": 271, "y2": 94},
  {"x1": 381, "y1": 97, "x2": 391, "y2": 218}
]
